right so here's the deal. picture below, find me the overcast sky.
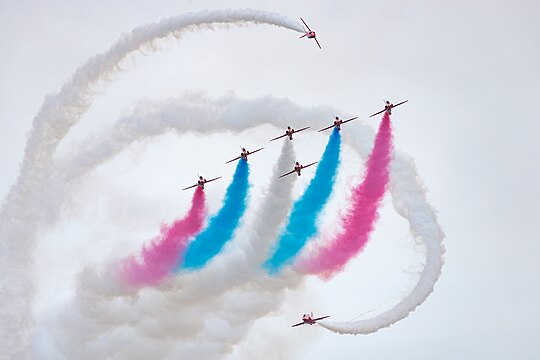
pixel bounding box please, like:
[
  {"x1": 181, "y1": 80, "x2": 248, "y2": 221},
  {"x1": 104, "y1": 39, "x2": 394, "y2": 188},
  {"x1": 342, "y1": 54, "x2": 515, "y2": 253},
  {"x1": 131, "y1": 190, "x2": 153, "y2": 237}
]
[{"x1": 1, "y1": 0, "x2": 539, "y2": 359}]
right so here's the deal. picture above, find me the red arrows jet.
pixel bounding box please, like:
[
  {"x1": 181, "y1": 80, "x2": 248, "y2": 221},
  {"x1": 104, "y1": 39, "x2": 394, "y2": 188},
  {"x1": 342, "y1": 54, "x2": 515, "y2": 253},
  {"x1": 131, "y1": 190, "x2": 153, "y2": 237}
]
[
  {"x1": 279, "y1": 161, "x2": 318, "y2": 178},
  {"x1": 369, "y1": 100, "x2": 408, "y2": 118},
  {"x1": 270, "y1": 125, "x2": 310, "y2": 141},
  {"x1": 299, "y1": 18, "x2": 321, "y2": 49},
  {"x1": 318, "y1": 115, "x2": 359, "y2": 132},
  {"x1": 182, "y1": 175, "x2": 221, "y2": 191},
  {"x1": 225, "y1": 147, "x2": 264, "y2": 164},
  {"x1": 292, "y1": 312, "x2": 330, "y2": 327}
]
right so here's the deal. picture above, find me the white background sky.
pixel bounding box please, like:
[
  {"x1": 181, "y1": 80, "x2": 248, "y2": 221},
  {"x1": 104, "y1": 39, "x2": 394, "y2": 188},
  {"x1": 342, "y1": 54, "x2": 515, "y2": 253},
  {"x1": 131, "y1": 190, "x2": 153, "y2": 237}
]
[{"x1": 1, "y1": 0, "x2": 539, "y2": 359}]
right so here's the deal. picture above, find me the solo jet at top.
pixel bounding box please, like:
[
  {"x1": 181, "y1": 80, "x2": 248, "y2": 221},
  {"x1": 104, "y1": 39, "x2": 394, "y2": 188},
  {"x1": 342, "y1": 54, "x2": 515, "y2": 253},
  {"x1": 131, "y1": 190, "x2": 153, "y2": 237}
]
[
  {"x1": 318, "y1": 115, "x2": 359, "y2": 132},
  {"x1": 299, "y1": 17, "x2": 321, "y2": 49},
  {"x1": 369, "y1": 100, "x2": 408, "y2": 118},
  {"x1": 270, "y1": 125, "x2": 310, "y2": 141},
  {"x1": 279, "y1": 161, "x2": 318, "y2": 178},
  {"x1": 225, "y1": 147, "x2": 264, "y2": 164},
  {"x1": 182, "y1": 175, "x2": 221, "y2": 191},
  {"x1": 292, "y1": 312, "x2": 330, "y2": 327}
]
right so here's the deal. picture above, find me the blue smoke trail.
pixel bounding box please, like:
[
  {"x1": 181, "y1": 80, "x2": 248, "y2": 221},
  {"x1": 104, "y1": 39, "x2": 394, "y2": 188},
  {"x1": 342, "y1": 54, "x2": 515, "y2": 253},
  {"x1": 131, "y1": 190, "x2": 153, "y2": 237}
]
[
  {"x1": 180, "y1": 159, "x2": 250, "y2": 270},
  {"x1": 265, "y1": 128, "x2": 341, "y2": 274}
]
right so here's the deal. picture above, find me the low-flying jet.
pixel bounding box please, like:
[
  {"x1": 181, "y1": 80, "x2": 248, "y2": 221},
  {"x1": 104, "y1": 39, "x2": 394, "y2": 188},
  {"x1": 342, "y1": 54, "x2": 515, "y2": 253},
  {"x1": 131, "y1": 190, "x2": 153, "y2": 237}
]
[
  {"x1": 318, "y1": 115, "x2": 359, "y2": 132},
  {"x1": 225, "y1": 147, "x2": 264, "y2": 164},
  {"x1": 270, "y1": 125, "x2": 310, "y2": 141},
  {"x1": 279, "y1": 161, "x2": 318, "y2": 178},
  {"x1": 182, "y1": 175, "x2": 221, "y2": 191},
  {"x1": 299, "y1": 18, "x2": 321, "y2": 49},
  {"x1": 369, "y1": 100, "x2": 408, "y2": 118},
  {"x1": 292, "y1": 312, "x2": 330, "y2": 327}
]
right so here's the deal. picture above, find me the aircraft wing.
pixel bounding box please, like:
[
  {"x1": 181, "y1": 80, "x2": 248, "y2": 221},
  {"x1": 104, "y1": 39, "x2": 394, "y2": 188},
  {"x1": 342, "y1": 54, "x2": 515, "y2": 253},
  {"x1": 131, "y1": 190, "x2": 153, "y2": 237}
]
[
  {"x1": 249, "y1": 147, "x2": 265, "y2": 155},
  {"x1": 295, "y1": 126, "x2": 310, "y2": 133},
  {"x1": 205, "y1": 176, "x2": 221, "y2": 184},
  {"x1": 393, "y1": 100, "x2": 409, "y2": 108},
  {"x1": 300, "y1": 17, "x2": 311, "y2": 32},
  {"x1": 270, "y1": 133, "x2": 288, "y2": 142},
  {"x1": 302, "y1": 161, "x2": 318, "y2": 169},
  {"x1": 318, "y1": 124, "x2": 335, "y2": 132},
  {"x1": 314, "y1": 38, "x2": 322, "y2": 49},
  {"x1": 292, "y1": 322, "x2": 306, "y2": 327},
  {"x1": 181, "y1": 183, "x2": 198, "y2": 191},
  {"x1": 369, "y1": 108, "x2": 386, "y2": 118},
  {"x1": 314, "y1": 315, "x2": 330, "y2": 322},
  {"x1": 225, "y1": 156, "x2": 241, "y2": 164},
  {"x1": 341, "y1": 116, "x2": 358, "y2": 124},
  {"x1": 279, "y1": 169, "x2": 296, "y2": 179}
]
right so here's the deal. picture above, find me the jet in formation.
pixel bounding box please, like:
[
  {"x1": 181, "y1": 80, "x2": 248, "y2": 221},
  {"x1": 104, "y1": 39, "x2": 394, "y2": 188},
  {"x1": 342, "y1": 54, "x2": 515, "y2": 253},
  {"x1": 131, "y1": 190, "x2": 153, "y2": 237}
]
[
  {"x1": 292, "y1": 312, "x2": 330, "y2": 327},
  {"x1": 225, "y1": 147, "x2": 265, "y2": 164},
  {"x1": 270, "y1": 125, "x2": 310, "y2": 141},
  {"x1": 369, "y1": 100, "x2": 408, "y2": 118},
  {"x1": 279, "y1": 161, "x2": 318, "y2": 178},
  {"x1": 318, "y1": 116, "x2": 359, "y2": 132},
  {"x1": 182, "y1": 175, "x2": 221, "y2": 191}
]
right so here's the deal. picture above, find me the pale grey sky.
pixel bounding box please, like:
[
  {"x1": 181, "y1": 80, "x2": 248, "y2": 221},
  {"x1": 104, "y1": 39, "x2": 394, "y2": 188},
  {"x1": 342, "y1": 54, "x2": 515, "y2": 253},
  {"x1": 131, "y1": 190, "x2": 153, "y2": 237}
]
[{"x1": 1, "y1": 0, "x2": 539, "y2": 359}]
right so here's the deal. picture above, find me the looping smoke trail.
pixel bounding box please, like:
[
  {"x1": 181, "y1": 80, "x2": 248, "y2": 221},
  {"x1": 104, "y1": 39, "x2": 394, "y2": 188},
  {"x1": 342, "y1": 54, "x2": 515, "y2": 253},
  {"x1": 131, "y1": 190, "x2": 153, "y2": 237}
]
[
  {"x1": 117, "y1": 187, "x2": 207, "y2": 287},
  {"x1": 264, "y1": 129, "x2": 341, "y2": 274},
  {"x1": 297, "y1": 112, "x2": 393, "y2": 278},
  {"x1": 180, "y1": 159, "x2": 250, "y2": 270},
  {"x1": 0, "y1": 10, "x2": 302, "y2": 356},
  {"x1": 317, "y1": 151, "x2": 446, "y2": 335}
]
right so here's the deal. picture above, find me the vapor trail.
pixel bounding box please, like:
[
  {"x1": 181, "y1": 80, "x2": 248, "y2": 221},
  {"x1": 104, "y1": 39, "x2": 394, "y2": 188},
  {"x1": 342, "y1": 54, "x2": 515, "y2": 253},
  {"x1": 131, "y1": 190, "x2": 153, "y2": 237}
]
[
  {"x1": 297, "y1": 112, "x2": 393, "y2": 278},
  {"x1": 0, "y1": 10, "x2": 302, "y2": 356},
  {"x1": 117, "y1": 187, "x2": 206, "y2": 287},
  {"x1": 264, "y1": 129, "x2": 341, "y2": 274},
  {"x1": 180, "y1": 159, "x2": 250, "y2": 270}
]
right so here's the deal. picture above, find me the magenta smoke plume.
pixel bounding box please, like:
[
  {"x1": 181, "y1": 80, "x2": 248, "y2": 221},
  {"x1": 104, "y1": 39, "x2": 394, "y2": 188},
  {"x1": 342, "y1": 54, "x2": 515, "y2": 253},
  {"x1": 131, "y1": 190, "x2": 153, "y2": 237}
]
[
  {"x1": 298, "y1": 112, "x2": 393, "y2": 278},
  {"x1": 118, "y1": 187, "x2": 206, "y2": 287}
]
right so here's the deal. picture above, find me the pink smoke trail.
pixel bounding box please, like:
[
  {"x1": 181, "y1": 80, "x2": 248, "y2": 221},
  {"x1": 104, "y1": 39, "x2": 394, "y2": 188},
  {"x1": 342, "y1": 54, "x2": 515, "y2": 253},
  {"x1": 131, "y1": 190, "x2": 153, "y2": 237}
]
[
  {"x1": 297, "y1": 112, "x2": 393, "y2": 279},
  {"x1": 118, "y1": 187, "x2": 206, "y2": 287}
]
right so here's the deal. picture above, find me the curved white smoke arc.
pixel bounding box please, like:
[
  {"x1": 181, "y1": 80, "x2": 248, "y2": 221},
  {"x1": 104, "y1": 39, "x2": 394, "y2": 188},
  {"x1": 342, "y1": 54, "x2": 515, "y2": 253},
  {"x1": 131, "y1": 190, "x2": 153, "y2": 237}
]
[
  {"x1": 0, "y1": 9, "x2": 303, "y2": 358},
  {"x1": 317, "y1": 152, "x2": 446, "y2": 334}
]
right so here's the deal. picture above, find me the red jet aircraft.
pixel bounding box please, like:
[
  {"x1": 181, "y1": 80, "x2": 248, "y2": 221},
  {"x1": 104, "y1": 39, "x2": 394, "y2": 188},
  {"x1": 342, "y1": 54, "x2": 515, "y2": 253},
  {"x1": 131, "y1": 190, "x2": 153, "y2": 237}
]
[
  {"x1": 270, "y1": 125, "x2": 310, "y2": 141},
  {"x1": 292, "y1": 312, "x2": 330, "y2": 327},
  {"x1": 182, "y1": 175, "x2": 221, "y2": 191},
  {"x1": 279, "y1": 161, "x2": 318, "y2": 178},
  {"x1": 225, "y1": 147, "x2": 264, "y2": 164},
  {"x1": 369, "y1": 100, "x2": 408, "y2": 118},
  {"x1": 299, "y1": 18, "x2": 321, "y2": 49},
  {"x1": 318, "y1": 115, "x2": 359, "y2": 132}
]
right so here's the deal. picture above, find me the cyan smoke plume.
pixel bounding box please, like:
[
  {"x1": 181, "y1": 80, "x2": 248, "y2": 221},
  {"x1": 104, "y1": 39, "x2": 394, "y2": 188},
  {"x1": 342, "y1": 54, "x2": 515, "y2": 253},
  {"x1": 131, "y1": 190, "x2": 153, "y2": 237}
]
[
  {"x1": 180, "y1": 159, "x2": 250, "y2": 270},
  {"x1": 264, "y1": 128, "x2": 341, "y2": 274}
]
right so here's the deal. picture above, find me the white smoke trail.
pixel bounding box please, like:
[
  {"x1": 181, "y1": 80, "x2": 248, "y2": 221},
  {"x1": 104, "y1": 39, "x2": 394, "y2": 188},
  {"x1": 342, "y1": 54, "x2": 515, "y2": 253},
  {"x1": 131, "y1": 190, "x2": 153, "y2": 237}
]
[
  {"x1": 0, "y1": 9, "x2": 302, "y2": 358},
  {"x1": 317, "y1": 152, "x2": 446, "y2": 334}
]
